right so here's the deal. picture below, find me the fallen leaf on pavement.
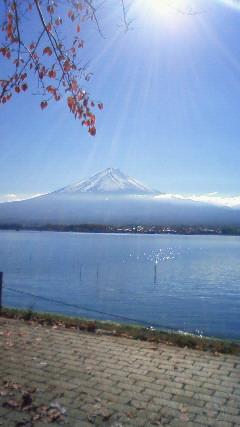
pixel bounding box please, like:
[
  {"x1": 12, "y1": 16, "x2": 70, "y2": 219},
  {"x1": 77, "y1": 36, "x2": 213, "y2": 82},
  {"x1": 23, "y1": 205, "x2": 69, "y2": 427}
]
[
  {"x1": 21, "y1": 392, "x2": 33, "y2": 409},
  {"x1": 50, "y1": 401, "x2": 66, "y2": 415},
  {"x1": 180, "y1": 413, "x2": 189, "y2": 421},
  {"x1": 3, "y1": 399, "x2": 19, "y2": 409}
]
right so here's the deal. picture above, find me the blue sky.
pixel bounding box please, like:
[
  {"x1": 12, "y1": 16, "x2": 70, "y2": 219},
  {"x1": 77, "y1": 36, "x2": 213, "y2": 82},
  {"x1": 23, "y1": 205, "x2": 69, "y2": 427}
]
[{"x1": 1, "y1": 0, "x2": 240, "y2": 200}]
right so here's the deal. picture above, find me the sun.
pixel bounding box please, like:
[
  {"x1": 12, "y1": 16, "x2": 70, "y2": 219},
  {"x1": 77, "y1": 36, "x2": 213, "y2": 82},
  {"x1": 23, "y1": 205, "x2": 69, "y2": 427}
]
[
  {"x1": 133, "y1": 0, "x2": 196, "y2": 29},
  {"x1": 151, "y1": 0, "x2": 182, "y2": 13}
]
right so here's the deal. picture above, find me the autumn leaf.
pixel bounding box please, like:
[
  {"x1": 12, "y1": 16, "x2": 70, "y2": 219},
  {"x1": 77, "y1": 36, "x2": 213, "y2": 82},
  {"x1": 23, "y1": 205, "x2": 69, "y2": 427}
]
[
  {"x1": 47, "y1": 5, "x2": 54, "y2": 14},
  {"x1": 55, "y1": 17, "x2": 63, "y2": 26},
  {"x1": 40, "y1": 101, "x2": 48, "y2": 110},
  {"x1": 43, "y1": 46, "x2": 52, "y2": 56},
  {"x1": 3, "y1": 399, "x2": 19, "y2": 409},
  {"x1": 88, "y1": 126, "x2": 96, "y2": 136},
  {"x1": 63, "y1": 60, "x2": 72, "y2": 72},
  {"x1": 48, "y1": 70, "x2": 56, "y2": 78},
  {"x1": 21, "y1": 392, "x2": 33, "y2": 409},
  {"x1": 70, "y1": 79, "x2": 78, "y2": 92},
  {"x1": 0, "y1": 0, "x2": 104, "y2": 135}
]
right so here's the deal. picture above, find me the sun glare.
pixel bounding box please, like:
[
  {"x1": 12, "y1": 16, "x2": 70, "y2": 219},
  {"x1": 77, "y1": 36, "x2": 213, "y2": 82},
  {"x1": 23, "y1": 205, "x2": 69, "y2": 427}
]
[
  {"x1": 134, "y1": 0, "x2": 196, "y2": 30},
  {"x1": 221, "y1": 0, "x2": 240, "y2": 10}
]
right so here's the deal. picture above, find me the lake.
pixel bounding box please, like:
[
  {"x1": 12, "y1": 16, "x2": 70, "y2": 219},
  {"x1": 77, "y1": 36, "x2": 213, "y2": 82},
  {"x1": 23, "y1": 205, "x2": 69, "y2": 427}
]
[{"x1": 0, "y1": 230, "x2": 239, "y2": 340}]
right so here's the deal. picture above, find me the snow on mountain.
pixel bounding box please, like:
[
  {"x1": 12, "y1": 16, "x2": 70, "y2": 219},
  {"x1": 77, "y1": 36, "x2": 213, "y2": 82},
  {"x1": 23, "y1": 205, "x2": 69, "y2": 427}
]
[{"x1": 54, "y1": 168, "x2": 154, "y2": 194}]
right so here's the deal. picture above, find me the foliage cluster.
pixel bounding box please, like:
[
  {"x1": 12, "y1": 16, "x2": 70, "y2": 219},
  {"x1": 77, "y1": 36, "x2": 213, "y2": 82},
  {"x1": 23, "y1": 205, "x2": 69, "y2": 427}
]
[{"x1": 0, "y1": 0, "x2": 106, "y2": 135}]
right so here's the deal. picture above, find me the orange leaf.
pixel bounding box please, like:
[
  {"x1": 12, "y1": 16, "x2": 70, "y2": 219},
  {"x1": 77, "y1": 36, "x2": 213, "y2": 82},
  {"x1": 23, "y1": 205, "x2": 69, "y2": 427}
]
[
  {"x1": 48, "y1": 70, "x2": 56, "y2": 78},
  {"x1": 43, "y1": 46, "x2": 52, "y2": 56},
  {"x1": 88, "y1": 126, "x2": 96, "y2": 136},
  {"x1": 70, "y1": 79, "x2": 78, "y2": 92},
  {"x1": 63, "y1": 60, "x2": 71, "y2": 72},
  {"x1": 46, "y1": 85, "x2": 56, "y2": 95},
  {"x1": 77, "y1": 24, "x2": 81, "y2": 33}
]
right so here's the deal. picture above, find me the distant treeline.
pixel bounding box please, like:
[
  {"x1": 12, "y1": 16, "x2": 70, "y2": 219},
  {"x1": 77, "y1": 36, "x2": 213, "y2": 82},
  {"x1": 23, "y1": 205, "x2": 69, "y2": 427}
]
[{"x1": 0, "y1": 223, "x2": 240, "y2": 235}]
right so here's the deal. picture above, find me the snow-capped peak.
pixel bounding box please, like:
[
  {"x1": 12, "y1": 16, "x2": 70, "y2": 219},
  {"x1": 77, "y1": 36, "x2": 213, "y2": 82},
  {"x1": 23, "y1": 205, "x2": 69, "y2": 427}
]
[{"x1": 55, "y1": 168, "x2": 154, "y2": 194}]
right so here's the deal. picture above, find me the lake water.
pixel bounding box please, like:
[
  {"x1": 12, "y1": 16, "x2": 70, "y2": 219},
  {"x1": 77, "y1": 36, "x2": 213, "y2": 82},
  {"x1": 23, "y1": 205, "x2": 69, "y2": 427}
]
[{"x1": 0, "y1": 230, "x2": 239, "y2": 340}]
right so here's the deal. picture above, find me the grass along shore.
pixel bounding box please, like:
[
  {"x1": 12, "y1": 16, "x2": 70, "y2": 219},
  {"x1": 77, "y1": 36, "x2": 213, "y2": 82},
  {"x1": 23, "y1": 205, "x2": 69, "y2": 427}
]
[{"x1": 1, "y1": 306, "x2": 239, "y2": 355}]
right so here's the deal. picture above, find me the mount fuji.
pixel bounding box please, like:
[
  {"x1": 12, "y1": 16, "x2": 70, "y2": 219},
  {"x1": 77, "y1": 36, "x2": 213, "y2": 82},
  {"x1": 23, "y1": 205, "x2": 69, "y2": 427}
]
[
  {"x1": 54, "y1": 168, "x2": 154, "y2": 195},
  {"x1": 0, "y1": 168, "x2": 239, "y2": 227}
]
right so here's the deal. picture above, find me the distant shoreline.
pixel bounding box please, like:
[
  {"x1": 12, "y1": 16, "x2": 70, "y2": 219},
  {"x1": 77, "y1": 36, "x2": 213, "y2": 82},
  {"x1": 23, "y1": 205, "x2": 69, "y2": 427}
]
[{"x1": 0, "y1": 224, "x2": 240, "y2": 236}]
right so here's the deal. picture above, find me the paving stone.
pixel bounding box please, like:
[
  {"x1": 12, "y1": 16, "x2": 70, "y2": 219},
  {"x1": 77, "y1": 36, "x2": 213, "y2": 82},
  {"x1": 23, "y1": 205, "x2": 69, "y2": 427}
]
[{"x1": 0, "y1": 317, "x2": 240, "y2": 427}]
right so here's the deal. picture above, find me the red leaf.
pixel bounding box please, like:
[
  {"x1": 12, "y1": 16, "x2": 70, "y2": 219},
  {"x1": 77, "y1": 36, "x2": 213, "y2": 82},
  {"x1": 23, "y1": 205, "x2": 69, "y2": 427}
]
[
  {"x1": 70, "y1": 79, "x2": 78, "y2": 92},
  {"x1": 88, "y1": 126, "x2": 96, "y2": 136},
  {"x1": 21, "y1": 83, "x2": 28, "y2": 91},
  {"x1": 77, "y1": 24, "x2": 81, "y2": 33},
  {"x1": 46, "y1": 85, "x2": 56, "y2": 95},
  {"x1": 43, "y1": 47, "x2": 52, "y2": 56},
  {"x1": 63, "y1": 60, "x2": 72, "y2": 72},
  {"x1": 47, "y1": 5, "x2": 54, "y2": 14},
  {"x1": 67, "y1": 96, "x2": 76, "y2": 112},
  {"x1": 48, "y1": 70, "x2": 56, "y2": 78},
  {"x1": 40, "y1": 101, "x2": 48, "y2": 110}
]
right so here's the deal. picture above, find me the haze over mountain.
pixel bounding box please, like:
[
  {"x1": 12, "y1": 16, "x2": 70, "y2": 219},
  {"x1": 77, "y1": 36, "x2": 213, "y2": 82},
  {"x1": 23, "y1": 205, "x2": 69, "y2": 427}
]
[{"x1": 0, "y1": 168, "x2": 239, "y2": 227}]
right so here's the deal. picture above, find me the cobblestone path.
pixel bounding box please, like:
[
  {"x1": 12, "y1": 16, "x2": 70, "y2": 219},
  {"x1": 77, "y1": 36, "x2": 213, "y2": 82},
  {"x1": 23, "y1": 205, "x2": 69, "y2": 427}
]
[{"x1": 0, "y1": 317, "x2": 239, "y2": 427}]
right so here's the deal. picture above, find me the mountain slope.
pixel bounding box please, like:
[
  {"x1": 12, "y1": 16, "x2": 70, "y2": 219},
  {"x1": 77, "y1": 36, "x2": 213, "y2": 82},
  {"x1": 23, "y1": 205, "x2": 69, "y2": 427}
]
[
  {"x1": 54, "y1": 168, "x2": 154, "y2": 194},
  {"x1": 0, "y1": 168, "x2": 239, "y2": 227}
]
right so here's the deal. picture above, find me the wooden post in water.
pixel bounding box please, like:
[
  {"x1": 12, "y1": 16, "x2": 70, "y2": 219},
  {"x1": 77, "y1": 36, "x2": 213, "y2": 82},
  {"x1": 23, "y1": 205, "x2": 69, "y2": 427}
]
[
  {"x1": 0, "y1": 272, "x2": 3, "y2": 313},
  {"x1": 154, "y1": 262, "x2": 157, "y2": 285}
]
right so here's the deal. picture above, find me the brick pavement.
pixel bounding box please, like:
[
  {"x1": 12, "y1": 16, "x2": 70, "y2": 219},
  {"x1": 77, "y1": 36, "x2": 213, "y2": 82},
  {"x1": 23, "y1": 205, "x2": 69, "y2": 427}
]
[{"x1": 0, "y1": 317, "x2": 239, "y2": 427}]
